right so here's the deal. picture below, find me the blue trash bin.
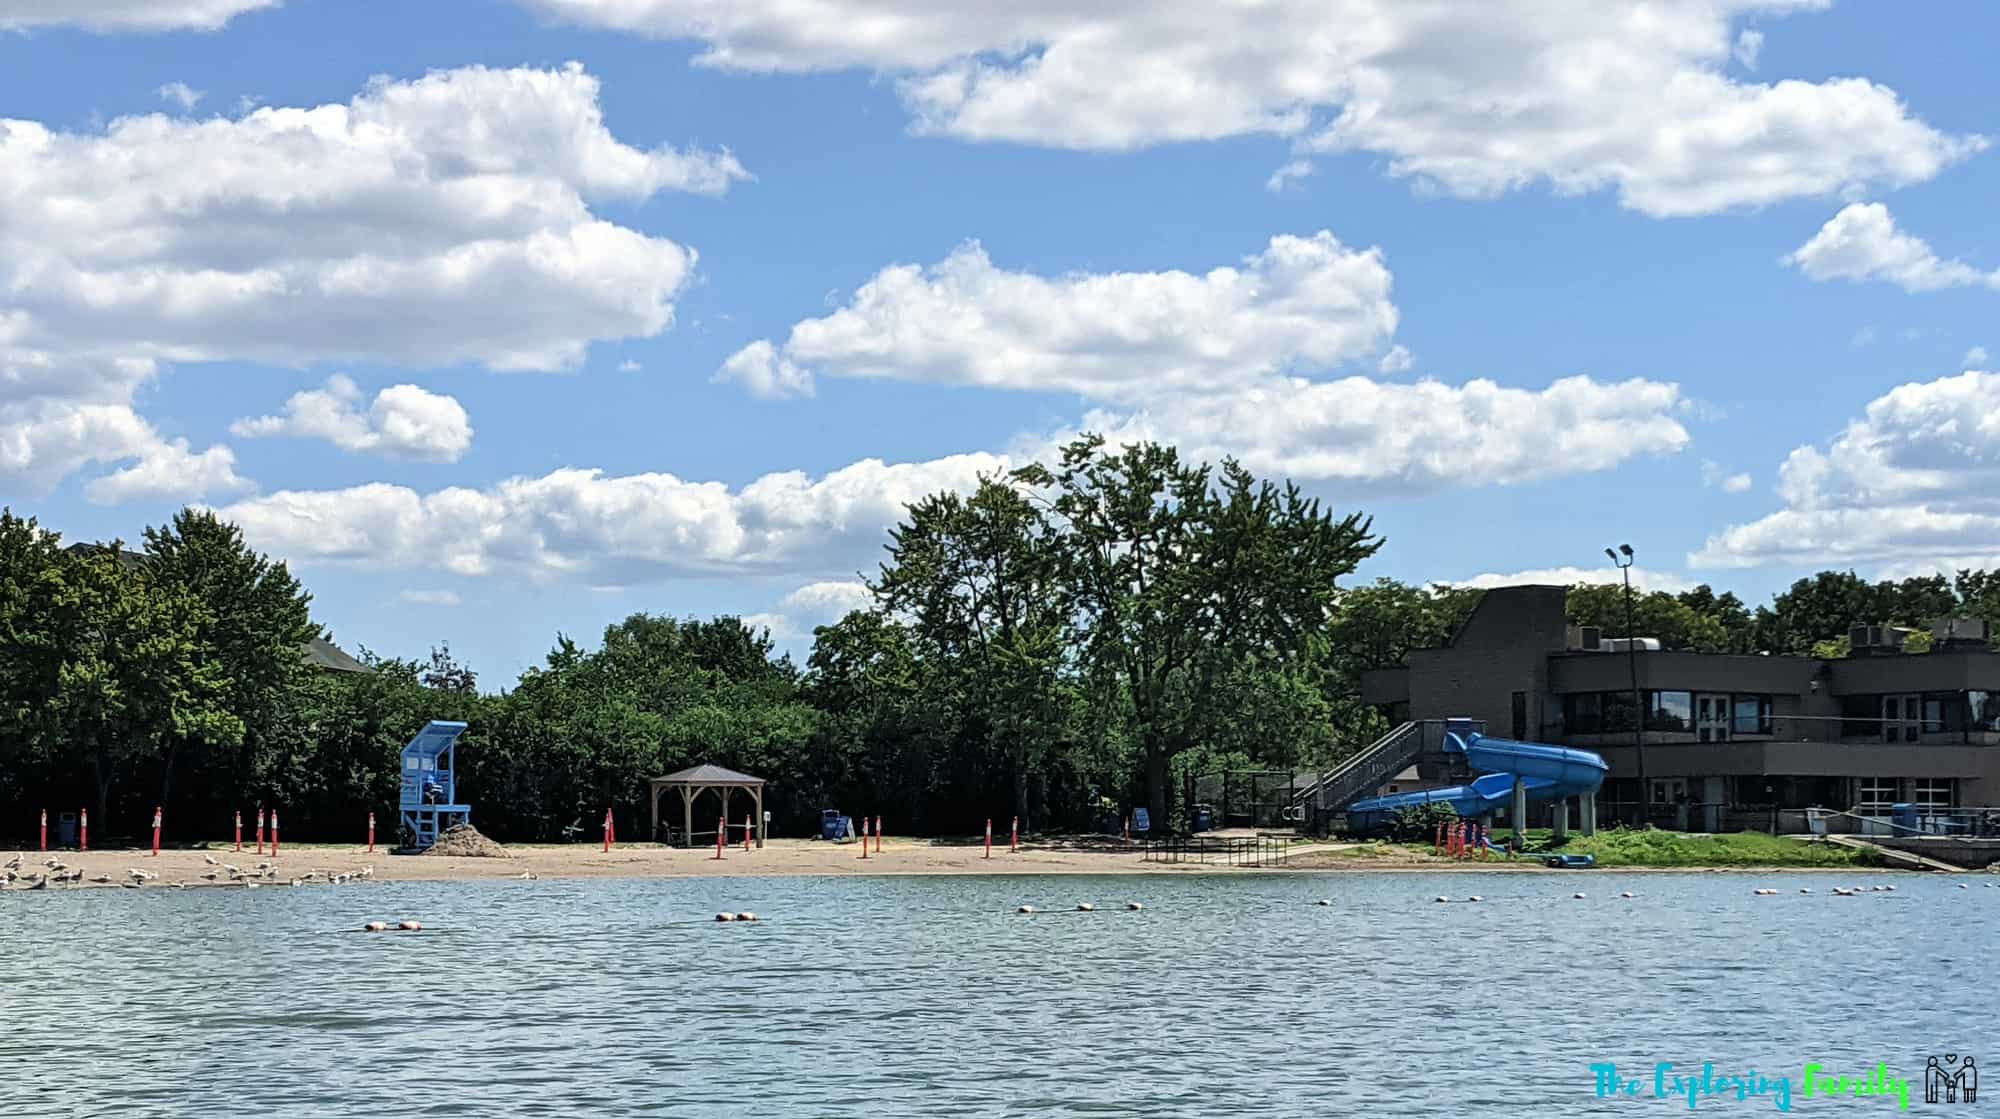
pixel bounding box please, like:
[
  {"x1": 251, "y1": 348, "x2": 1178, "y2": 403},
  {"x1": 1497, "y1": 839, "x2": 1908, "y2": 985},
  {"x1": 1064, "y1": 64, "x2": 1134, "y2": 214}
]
[
  {"x1": 1191, "y1": 804, "x2": 1215, "y2": 833},
  {"x1": 56, "y1": 812, "x2": 79, "y2": 847},
  {"x1": 1890, "y1": 803, "x2": 1918, "y2": 835},
  {"x1": 820, "y1": 809, "x2": 844, "y2": 841}
]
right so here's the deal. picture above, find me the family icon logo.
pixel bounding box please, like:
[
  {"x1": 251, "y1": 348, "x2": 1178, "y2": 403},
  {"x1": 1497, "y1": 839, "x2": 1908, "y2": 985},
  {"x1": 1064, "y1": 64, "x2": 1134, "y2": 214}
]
[{"x1": 1923, "y1": 1056, "x2": 1977, "y2": 1105}]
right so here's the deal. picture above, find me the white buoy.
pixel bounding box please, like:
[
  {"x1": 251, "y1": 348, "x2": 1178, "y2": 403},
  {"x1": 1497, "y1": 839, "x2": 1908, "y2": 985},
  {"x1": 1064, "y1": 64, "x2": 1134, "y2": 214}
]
[
  {"x1": 1620, "y1": 891, "x2": 1634, "y2": 899},
  {"x1": 736, "y1": 912, "x2": 758, "y2": 922},
  {"x1": 1573, "y1": 892, "x2": 1586, "y2": 899},
  {"x1": 1799, "y1": 888, "x2": 1812, "y2": 894},
  {"x1": 1434, "y1": 895, "x2": 1450, "y2": 903},
  {"x1": 397, "y1": 920, "x2": 422, "y2": 931},
  {"x1": 1958, "y1": 883, "x2": 1969, "y2": 889},
  {"x1": 1125, "y1": 902, "x2": 1143, "y2": 911},
  {"x1": 715, "y1": 912, "x2": 736, "y2": 922},
  {"x1": 1314, "y1": 899, "x2": 1331, "y2": 907},
  {"x1": 1466, "y1": 895, "x2": 1482, "y2": 902},
  {"x1": 1017, "y1": 905, "x2": 1037, "y2": 914},
  {"x1": 363, "y1": 921, "x2": 388, "y2": 932},
  {"x1": 1077, "y1": 902, "x2": 1095, "y2": 912}
]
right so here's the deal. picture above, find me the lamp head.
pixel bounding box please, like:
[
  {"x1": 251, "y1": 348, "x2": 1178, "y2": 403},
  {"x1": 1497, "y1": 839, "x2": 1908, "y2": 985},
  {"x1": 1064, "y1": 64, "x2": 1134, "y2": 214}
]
[
  {"x1": 1618, "y1": 543, "x2": 1633, "y2": 558},
  {"x1": 1605, "y1": 548, "x2": 1618, "y2": 562}
]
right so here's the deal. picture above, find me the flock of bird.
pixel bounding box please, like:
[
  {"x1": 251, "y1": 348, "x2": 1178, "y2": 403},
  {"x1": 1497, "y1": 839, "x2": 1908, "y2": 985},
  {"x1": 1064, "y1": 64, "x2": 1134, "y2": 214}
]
[{"x1": 1, "y1": 851, "x2": 374, "y2": 890}]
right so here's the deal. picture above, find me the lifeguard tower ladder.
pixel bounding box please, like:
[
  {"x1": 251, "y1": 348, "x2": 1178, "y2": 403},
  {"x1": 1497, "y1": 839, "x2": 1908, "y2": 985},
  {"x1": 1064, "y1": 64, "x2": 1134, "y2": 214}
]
[{"x1": 399, "y1": 720, "x2": 471, "y2": 851}]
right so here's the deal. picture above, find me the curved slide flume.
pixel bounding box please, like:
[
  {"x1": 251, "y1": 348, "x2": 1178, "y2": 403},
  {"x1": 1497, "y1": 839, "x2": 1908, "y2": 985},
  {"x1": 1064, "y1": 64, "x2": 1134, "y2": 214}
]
[{"x1": 1342, "y1": 732, "x2": 1608, "y2": 836}]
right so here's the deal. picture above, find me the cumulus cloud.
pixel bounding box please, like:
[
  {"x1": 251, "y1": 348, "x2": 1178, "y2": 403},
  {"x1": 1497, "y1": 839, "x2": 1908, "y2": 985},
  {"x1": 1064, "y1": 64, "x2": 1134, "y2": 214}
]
[
  {"x1": 721, "y1": 232, "x2": 1399, "y2": 403},
  {"x1": 1786, "y1": 203, "x2": 2000, "y2": 293},
  {"x1": 398, "y1": 589, "x2": 462, "y2": 606},
  {"x1": 1456, "y1": 566, "x2": 1694, "y2": 594},
  {"x1": 1701, "y1": 459, "x2": 1753, "y2": 493},
  {"x1": 1378, "y1": 345, "x2": 1415, "y2": 375},
  {"x1": 215, "y1": 453, "x2": 1009, "y2": 583},
  {"x1": 0, "y1": 62, "x2": 742, "y2": 498},
  {"x1": 0, "y1": 0, "x2": 277, "y2": 32},
  {"x1": 1265, "y1": 160, "x2": 1314, "y2": 193},
  {"x1": 523, "y1": 0, "x2": 1982, "y2": 217},
  {"x1": 746, "y1": 579, "x2": 875, "y2": 639},
  {"x1": 1691, "y1": 370, "x2": 2000, "y2": 571},
  {"x1": 232, "y1": 375, "x2": 474, "y2": 462},
  {"x1": 1733, "y1": 28, "x2": 1764, "y2": 69},
  {"x1": 1968, "y1": 347, "x2": 1991, "y2": 368},
  {"x1": 156, "y1": 82, "x2": 204, "y2": 109},
  {"x1": 1068, "y1": 375, "x2": 1688, "y2": 494}
]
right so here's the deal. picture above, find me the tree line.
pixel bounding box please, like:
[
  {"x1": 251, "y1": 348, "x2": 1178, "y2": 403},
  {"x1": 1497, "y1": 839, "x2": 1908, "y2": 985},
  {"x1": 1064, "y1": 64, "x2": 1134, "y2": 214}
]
[{"x1": 5, "y1": 436, "x2": 1998, "y2": 844}]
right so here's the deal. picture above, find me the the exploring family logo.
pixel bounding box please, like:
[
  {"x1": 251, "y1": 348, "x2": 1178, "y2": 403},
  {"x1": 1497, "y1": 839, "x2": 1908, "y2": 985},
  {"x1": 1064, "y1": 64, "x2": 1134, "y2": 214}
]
[{"x1": 1589, "y1": 1055, "x2": 1978, "y2": 1110}]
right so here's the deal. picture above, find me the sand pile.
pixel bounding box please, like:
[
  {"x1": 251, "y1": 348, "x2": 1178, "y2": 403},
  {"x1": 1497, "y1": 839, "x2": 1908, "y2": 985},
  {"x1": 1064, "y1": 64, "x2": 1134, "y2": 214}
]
[{"x1": 424, "y1": 823, "x2": 511, "y2": 858}]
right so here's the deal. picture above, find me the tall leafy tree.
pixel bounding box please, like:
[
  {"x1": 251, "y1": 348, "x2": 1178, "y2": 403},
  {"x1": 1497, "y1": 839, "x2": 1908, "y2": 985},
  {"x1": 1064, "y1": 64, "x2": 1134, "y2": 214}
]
[{"x1": 1018, "y1": 437, "x2": 1379, "y2": 829}]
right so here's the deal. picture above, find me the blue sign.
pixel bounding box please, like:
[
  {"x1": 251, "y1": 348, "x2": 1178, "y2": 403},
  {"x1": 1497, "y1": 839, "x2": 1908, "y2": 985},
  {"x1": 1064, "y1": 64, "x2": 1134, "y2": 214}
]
[{"x1": 1132, "y1": 807, "x2": 1150, "y2": 833}]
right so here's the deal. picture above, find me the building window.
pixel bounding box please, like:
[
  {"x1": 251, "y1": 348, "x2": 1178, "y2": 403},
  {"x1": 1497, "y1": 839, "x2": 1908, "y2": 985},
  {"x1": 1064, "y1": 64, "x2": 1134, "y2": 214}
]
[
  {"x1": 1731, "y1": 694, "x2": 1773, "y2": 736},
  {"x1": 1913, "y1": 779, "x2": 1953, "y2": 810},
  {"x1": 1646, "y1": 690, "x2": 1693, "y2": 733},
  {"x1": 1971, "y1": 692, "x2": 2000, "y2": 734},
  {"x1": 1603, "y1": 691, "x2": 1639, "y2": 733},
  {"x1": 1856, "y1": 778, "x2": 1898, "y2": 816},
  {"x1": 1563, "y1": 693, "x2": 1601, "y2": 735}
]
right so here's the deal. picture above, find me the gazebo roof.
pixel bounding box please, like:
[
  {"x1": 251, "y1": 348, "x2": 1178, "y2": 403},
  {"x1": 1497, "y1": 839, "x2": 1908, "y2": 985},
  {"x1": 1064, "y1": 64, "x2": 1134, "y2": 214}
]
[{"x1": 652, "y1": 763, "x2": 765, "y2": 787}]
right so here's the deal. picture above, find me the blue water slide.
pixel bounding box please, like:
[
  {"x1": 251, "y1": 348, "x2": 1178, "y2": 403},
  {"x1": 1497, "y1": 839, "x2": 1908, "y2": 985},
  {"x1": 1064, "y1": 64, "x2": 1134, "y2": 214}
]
[{"x1": 1342, "y1": 732, "x2": 1607, "y2": 835}]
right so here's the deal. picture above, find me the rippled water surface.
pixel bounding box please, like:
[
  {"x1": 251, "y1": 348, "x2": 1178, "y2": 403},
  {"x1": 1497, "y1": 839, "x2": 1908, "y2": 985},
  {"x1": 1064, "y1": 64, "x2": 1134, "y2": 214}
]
[{"x1": 3, "y1": 871, "x2": 1995, "y2": 1116}]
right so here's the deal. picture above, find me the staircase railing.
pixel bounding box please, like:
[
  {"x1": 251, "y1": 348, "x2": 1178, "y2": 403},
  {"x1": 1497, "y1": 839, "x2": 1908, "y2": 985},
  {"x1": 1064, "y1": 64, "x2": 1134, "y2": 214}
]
[{"x1": 1292, "y1": 719, "x2": 1484, "y2": 818}]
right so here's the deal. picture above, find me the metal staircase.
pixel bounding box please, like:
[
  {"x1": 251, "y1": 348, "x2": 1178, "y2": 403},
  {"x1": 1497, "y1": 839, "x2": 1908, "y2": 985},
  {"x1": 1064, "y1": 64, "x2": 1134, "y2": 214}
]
[{"x1": 1291, "y1": 719, "x2": 1482, "y2": 831}]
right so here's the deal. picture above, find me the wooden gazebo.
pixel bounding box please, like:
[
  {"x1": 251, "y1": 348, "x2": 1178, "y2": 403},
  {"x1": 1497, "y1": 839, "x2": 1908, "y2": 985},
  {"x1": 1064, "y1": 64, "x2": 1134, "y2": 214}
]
[{"x1": 650, "y1": 764, "x2": 767, "y2": 848}]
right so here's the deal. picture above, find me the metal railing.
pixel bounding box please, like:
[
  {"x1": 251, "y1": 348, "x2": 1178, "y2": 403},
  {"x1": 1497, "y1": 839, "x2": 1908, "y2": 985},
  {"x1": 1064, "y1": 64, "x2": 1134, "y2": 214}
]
[
  {"x1": 1139, "y1": 836, "x2": 1291, "y2": 867},
  {"x1": 1291, "y1": 719, "x2": 1485, "y2": 818}
]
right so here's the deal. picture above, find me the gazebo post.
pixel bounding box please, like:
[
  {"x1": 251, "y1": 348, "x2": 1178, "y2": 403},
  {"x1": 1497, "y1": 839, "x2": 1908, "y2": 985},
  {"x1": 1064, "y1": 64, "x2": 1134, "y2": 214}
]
[
  {"x1": 649, "y1": 781, "x2": 661, "y2": 841},
  {"x1": 717, "y1": 786, "x2": 732, "y2": 847},
  {"x1": 754, "y1": 785, "x2": 765, "y2": 849},
  {"x1": 680, "y1": 785, "x2": 694, "y2": 850}
]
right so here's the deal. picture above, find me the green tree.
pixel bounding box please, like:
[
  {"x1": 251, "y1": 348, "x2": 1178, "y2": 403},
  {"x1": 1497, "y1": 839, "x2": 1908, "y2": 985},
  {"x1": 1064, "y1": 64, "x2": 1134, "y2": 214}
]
[{"x1": 1019, "y1": 437, "x2": 1379, "y2": 830}]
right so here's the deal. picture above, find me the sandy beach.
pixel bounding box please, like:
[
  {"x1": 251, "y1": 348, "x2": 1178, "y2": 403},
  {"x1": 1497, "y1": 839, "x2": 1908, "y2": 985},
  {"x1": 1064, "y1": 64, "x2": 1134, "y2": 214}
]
[{"x1": 1, "y1": 835, "x2": 1932, "y2": 890}]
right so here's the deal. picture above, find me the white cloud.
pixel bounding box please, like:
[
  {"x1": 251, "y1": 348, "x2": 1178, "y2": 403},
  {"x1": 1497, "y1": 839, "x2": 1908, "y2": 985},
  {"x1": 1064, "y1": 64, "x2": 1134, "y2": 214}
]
[
  {"x1": 1964, "y1": 347, "x2": 1989, "y2": 368},
  {"x1": 1692, "y1": 370, "x2": 2000, "y2": 571},
  {"x1": 745, "y1": 582, "x2": 874, "y2": 639},
  {"x1": 1, "y1": 62, "x2": 743, "y2": 498},
  {"x1": 398, "y1": 589, "x2": 462, "y2": 606},
  {"x1": 1786, "y1": 203, "x2": 2000, "y2": 293},
  {"x1": 715, "y1": 339, "x2": 815, "y2": 400},
  {"x1": 215, "y1": 452, "x2": 1009, "y2": 583},
  {"x1": 524, "y1": 0, "x2": 1983, "y2": 218},
  {"x1": 0, "y1": 0, "x2": 277, "y2": 32},
  {"x1": 232, "y1": 375, "x2": 473, "y2": 462},
  {"x1": 722, "y1": 232, "x2": 1399, "y2": 403},
  {"x1": 156, "y1": 82, "x2": 204, "y2": 110},
  {"x1": 1732, "y1": 28, "x2": 1764, "y2": 69},
  {"x1": 1701, "y1": 459, "x2": 1753, "y2": 493},
  {"x1": 1457, "y1": 566, "x2": 1694, "y2": 594},
  {"x1": 1068, "y1": 375, "x2": 1688, "y2": 494},
  {"x1": 1378, "y1": 345, "x2": 1415, "y2": 375},
  {"x1": 1265, "y1": 160, "x2": 1314, "y2": 193},
  {"x1": 617, "y1": 359, "x2": 642, "y2": 373}
]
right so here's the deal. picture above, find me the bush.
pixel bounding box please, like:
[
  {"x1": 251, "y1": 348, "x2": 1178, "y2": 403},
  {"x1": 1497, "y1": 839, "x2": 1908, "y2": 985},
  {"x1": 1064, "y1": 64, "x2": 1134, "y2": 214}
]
[{"x1": 1388, "y1": 801, "x2": 1459, "y2": 843}]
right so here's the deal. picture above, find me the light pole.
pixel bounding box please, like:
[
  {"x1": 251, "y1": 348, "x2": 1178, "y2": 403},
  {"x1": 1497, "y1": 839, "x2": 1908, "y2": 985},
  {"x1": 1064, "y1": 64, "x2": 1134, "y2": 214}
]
[{"x1": 1605, "y1": 544, "x2": 1645, "y2": 826}]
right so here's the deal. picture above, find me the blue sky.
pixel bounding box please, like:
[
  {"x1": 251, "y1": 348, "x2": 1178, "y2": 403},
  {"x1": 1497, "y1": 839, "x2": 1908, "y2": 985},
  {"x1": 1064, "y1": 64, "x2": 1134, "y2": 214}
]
[{"x1": 4, "y1": 0, "x2": 1999, "y2": 681}]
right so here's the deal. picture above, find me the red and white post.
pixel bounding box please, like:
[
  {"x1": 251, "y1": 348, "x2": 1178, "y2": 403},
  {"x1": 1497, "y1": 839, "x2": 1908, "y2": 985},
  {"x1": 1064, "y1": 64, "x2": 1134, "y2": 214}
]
[
  {"x1": 256, "y1": 807, "x2": 265, "y2": 855},
  {"x1": 984, "y1": 818, "x2": 993, "y2": 860},
  {"x1": 859, "y1": 816, "x2": 870, "y2": 859},
  {"x1": 1010, "y1": 816, "x2": 1019, "y2": 853},
  {"x1": 744, "y1": 813, "x2": 753, "y2": 854},
  {"x1": 271, "y1": 809, "x2": 280, "y2": 857},
  {"x1": 713, "y1": 815, "x2": 726, "y2": 860},
  {"x1": 367, "y1": 811, "x2": 376, "y2": 854},
  {"x1": 603, "y1": 807, "x2": 613, "y2": 853},
  {"x1": 80, "y1": 807, "x2": 88, "y2": 851},
  {"x1": 874, "y1": 816, "x2": 883, "y2": 855},
  {"x1": 39, "y1": 808, "x2": 46, "y2": 852},
  {"x1": 150, "y1": 806, "x2": 162, "y2": 856},
  {"x1": 234, "y1": 810, "x2": 243, "y2": 853}
]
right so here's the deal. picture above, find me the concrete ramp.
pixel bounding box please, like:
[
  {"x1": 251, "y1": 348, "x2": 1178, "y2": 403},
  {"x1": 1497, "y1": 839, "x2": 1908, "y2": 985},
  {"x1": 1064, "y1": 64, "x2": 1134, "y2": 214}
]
[{"x1": 1819, "y1": 835, "x2": 1961, "y2": 873}]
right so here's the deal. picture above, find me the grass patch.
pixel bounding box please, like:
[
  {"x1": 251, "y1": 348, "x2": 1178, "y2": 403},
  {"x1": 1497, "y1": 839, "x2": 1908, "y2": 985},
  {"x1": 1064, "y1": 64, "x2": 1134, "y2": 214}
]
[{"x1": 1549, "y1": 829, "x2": 1880, "y2": 868}]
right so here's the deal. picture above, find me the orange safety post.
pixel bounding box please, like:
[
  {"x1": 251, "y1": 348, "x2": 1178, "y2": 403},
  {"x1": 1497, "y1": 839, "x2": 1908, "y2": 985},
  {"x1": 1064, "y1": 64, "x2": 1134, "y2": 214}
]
[
  {"x1": 874, "y1": 816, "x2": 883, "y2": 855},
  {"x1": 39, "y1": 808, "x2": 46, "y2": 852},
  {"x1": 151, "y1": 806, "x2": 162, "y2": 856},
  {"x1": 80, "y1": 807, "x2": 88, "y2": 851},
  {"x1": 744, "y1": 813, "x2": 754, "y2": 854},
  {"x1": 367, "y1": 811, "x2": 376, "y2": 854},
  {"x1": 1434, "y1": 821, "x2": 1443, "y2": 856},
  {"x1": 1010, "y1": 816, "x2": 1019, "y2": 853},
  {"x1": 256, "y1": 807, "x2": 265, "y2": 855},
  {"x1": 714, "y1": 815, "x2": 726, "y2": 860},
  {"x1": 984, "y1": 818, "x2": 992, "y2": 859},
  {"x1": 860, "y1": 816, "x2": 870, "y2": 859},
  {"x1": 603, "y1": 807, "x2": 612, "y2": 853},
  {"x1": 234, "y1": 810, "x2": 243, "y2": 853},
  {"x1": 271, "y1": 809, "x2": 280, "y2": 856}
]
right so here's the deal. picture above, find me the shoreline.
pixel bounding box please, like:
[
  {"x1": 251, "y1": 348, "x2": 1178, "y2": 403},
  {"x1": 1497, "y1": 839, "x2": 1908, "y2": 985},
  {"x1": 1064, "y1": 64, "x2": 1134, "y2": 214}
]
[{"x1": 1, "y1": 838, "x2": 1957, "y2": 889}]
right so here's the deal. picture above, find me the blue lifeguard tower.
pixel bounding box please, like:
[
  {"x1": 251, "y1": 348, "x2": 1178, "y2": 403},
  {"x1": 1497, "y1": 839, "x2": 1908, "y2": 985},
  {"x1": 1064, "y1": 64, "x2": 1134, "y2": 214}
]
[{"x1": 399, "y1": 720, "x2": 471, "y2": 851}]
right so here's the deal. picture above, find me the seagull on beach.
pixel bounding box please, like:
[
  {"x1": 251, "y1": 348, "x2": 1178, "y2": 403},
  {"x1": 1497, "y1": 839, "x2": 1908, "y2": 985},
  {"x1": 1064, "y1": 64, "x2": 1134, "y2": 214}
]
[
  {"x1": 357, "y1": 866, "x2": 373, "y2": 880},
  {"x1": 3, "y1": 854, "x2": 21, "y2": 871},
  {"x1": 43, "y1": 857, "x2": 64, "y2": 870},
  {"x1": 202, "y1": 854, "x2": 218, "y2": 866},
  {"x1": 223, "y1": 864, "x2": 242, "y2": 879}
]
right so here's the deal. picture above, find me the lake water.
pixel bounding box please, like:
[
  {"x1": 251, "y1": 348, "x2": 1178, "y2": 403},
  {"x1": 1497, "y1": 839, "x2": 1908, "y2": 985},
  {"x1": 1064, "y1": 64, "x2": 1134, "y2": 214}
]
[{"x1": 2, "y1": 870, "x2": 1994, "y2": 1117}]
